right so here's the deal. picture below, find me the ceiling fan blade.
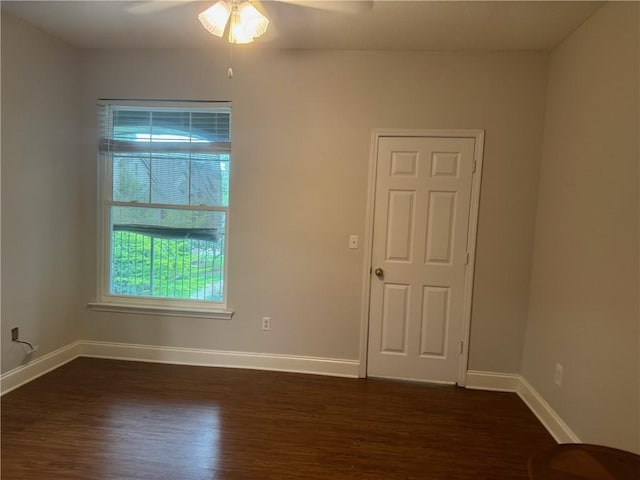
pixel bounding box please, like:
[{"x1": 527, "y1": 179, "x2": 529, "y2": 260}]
[
  {"x1": 127, "y1": 1, "x2": 196, "y2": 15},
  {"x1": 271, "y1": 0, "x2": 373, "y2": 14}
]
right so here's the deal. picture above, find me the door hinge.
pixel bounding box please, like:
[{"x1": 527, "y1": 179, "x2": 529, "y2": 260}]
[
  {"x1": 472, "y1": 161, "x2": 477, "y2": 173},
  {"x1": 465, "y1": 252, "x2": 470, "y2": 265},
  {"x1": 459, "y1": 340, "x2": 464, "y2": 355}
]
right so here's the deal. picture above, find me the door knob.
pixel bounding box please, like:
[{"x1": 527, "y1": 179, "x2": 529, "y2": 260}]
[{"x1": 374, "y1": 268, "x2": 384, "y2": 277}]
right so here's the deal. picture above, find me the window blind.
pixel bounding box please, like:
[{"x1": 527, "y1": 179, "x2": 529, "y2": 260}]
[
  {"x1": 99, "y1": 103, "x2": 231, "y2": 155},
  {"x1": 98, "y1": 101, "x2": 231, "y2": 208}
]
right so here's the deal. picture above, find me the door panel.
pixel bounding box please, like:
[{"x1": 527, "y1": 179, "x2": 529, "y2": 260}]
[
  {"x1": 385, "y1": 190, "x2": 415, "y2": 262},
  {"x1": 381, "y1": 284, "x2": 410, "y2": 354},
  {"x1": 419, "y1": 286, "x2": 449, "y2": 357},
  {"x1": 367, "y1": 136, "x2": 475, "y2": 383},
  {"x1": 424, "y1": 191, "x2": 456, "y2": 264}
]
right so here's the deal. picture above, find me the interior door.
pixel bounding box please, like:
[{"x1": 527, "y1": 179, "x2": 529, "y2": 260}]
[{"x1": 367, "y1": 135, "x2": 476, "y2": 383}]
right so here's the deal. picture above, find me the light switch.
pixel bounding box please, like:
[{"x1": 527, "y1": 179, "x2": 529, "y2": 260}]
[{"x1": 349, "y1": 235, "x2": 359, "y2": 249}]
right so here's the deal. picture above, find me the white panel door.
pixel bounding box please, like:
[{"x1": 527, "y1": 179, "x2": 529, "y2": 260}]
[{"x1": 367, "y1": 136, "x2": 475, "y2": 383}]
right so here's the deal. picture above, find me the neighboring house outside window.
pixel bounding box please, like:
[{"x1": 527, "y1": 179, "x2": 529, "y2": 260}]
[{"x1": 92, "y1": 100, "x2": 232, "y2": 318}]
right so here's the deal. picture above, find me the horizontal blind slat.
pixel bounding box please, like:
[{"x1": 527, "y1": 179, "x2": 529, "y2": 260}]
[
  {"x1": 108, "y1": 200, "x2": 229, "y2": 213},
  {"x1": 100, "y1": 139, "x2": 231, "y2": 154}
]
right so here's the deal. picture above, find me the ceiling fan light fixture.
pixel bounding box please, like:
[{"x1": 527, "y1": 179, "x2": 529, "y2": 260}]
[
  {"x1": 198, "y1": 0, "x2": 232, "y2": 38},
  {"x1": 237, "y1": 2, "x2": 269, "y2": 38},
  {"x1": 199, "y1": 0, "x2": 269, "y2": 44},
  {"x1": 228, "y1": 10, "x2": 254, "y2": 44}
]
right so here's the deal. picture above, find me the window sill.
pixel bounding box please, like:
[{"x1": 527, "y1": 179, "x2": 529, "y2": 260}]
[{"x1": 87, "y1": 302, "x2": 234, "y2": 320}]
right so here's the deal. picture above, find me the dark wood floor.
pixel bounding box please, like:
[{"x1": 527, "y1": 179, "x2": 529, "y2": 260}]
[{"x1": 1, "y1": 358, "x2": 555, "y2": 479}]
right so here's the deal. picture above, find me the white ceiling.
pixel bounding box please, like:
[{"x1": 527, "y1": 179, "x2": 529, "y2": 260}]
[{"x1": 2, "y1": 0, "x2": 604, "y2": 51}]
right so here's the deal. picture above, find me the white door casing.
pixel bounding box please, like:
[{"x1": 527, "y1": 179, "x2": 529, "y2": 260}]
[{"x1": 361, "y1": 131, "x2": 483, "y2": 384}]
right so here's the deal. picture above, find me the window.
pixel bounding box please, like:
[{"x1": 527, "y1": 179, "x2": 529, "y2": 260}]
[{"x1": 94, "y1": 100, "x2": 232, "y2": 317}]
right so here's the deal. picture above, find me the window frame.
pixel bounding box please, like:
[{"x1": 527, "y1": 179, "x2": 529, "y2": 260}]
[{"x1": 92, "y1": 99, "x2": 233, "y2": 319}]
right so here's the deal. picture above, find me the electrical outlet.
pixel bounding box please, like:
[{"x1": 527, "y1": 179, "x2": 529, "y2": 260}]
[
  {"x1": 11, "y1": 327, "x2": 19, "y2": 342},
  {"x1": 555, "y1": 363, "x2": 563, "y2": 386},
  {"x1": 261, "y1": 317, "x2": 271, "y2": 331}
]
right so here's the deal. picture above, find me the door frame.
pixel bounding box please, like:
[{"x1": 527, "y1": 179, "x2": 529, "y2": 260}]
[{"x1": 358, "y1": 129, "x2": 485, "y2": 386}]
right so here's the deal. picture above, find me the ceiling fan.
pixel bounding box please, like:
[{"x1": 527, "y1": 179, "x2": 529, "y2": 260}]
[{"x1": 128, "y1": 0, "x2": 373, "y2": 44}]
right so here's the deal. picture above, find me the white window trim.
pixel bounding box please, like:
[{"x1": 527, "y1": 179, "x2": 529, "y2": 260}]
[
  {"x1": 93, "y1": 99, "x2": 233, "y2": 319},
  {"x1": 87, "y1": 302, "x2": 233, "y2": 320}
]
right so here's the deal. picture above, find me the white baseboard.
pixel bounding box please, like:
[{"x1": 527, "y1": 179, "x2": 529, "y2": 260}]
[
  {"x1": 516, "y1": 376, "x2": 580, "y2": 444},
  {"x1": 465, "y1": 370, "x2": 521, "y2": 392},
  {"x1": 465, "y1": 369, "x2": 580, "y2": 444},
  {"x1": 0, "y1": 341, "x2": 83, "y2": 395},
  {"x1": 81, "y1": 341, "x2": 360, "y2": 378},
  {"x1": 1, "y1": 340, "x2": 358, "y2": 396}
]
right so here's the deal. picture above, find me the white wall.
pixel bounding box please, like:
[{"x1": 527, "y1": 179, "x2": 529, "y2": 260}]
[
  {"x1": 1, "y1": 14, "x2": 83, "y2": 373},
  {"x1": 522, "y1": 2, "x2": 639, "y2": 453},
  {"x1": 79, "y1": 48, "x2": 548, "y2": 372}
]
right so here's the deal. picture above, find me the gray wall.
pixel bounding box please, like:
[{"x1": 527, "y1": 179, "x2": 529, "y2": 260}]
[
  {"x1": 78, "y1": 48, "x2": 548, "y2": 371},
  {"x1": 522, "y1": 2, "x2": 639, "y2": 453},
  {"x1": 1, "y1": 14, "x2": 83, "y2": 372}
]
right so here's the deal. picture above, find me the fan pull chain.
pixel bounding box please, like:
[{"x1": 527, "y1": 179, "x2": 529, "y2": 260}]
[{"x1": 228, "y1": 41, "x2": 234, "y2": 79}]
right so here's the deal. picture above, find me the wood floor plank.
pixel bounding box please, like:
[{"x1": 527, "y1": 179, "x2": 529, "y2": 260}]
[{"x1": 1, "y1": 358, "x2": 555, "y2": 479}]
